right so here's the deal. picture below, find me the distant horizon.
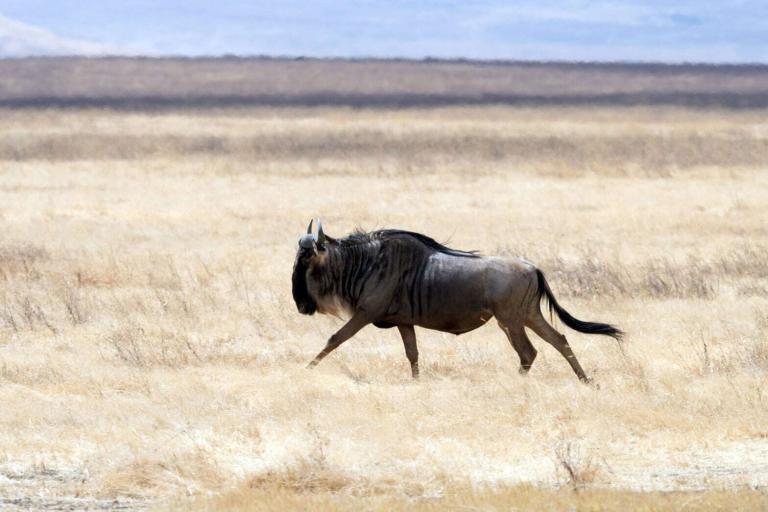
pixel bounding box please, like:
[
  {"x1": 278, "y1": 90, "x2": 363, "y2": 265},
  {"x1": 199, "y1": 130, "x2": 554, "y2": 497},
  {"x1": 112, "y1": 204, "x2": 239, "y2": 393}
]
[{"x1": 2, "y1": 54, "x2": 768, "y2": 68}]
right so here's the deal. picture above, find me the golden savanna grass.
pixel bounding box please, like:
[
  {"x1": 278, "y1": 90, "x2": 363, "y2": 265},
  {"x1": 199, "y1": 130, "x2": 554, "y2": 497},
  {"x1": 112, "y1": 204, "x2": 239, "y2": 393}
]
[{"x1": 1, "y1": 102, "x2": 767, "y2": 510}]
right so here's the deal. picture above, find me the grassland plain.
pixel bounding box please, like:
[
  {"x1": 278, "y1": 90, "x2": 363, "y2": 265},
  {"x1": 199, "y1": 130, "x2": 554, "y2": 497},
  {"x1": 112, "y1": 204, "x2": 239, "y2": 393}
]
[{"x1": 0, "y1": 103, "x2": 767, "y2": 510}]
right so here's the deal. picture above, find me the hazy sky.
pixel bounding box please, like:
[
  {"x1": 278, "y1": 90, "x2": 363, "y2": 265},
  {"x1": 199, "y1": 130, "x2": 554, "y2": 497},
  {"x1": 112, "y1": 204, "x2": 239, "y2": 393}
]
[{"x1": 0, "y1": 1, "x2": 766, "y2": 63}]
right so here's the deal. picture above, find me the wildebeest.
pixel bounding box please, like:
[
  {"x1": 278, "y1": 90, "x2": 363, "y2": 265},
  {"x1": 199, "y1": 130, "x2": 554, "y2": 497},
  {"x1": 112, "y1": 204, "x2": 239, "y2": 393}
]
[{"x1": 292, "y1": 219, "x2": 622, "y2": 382}]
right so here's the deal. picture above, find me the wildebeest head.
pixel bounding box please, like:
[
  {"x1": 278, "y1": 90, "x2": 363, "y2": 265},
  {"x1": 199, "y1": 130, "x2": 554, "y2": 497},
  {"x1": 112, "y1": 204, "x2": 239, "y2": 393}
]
[{"x1": 292, "y1": 219, "x2": 332, "y2": 315}]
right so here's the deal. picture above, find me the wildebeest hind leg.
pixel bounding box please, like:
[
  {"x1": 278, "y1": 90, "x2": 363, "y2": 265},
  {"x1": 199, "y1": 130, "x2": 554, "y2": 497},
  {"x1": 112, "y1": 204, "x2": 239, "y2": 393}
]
[
  {"x1": 526, "y1": 310, "x2": 590, "y2": 383},
  {"x1": 307, "y1": 314, "x2": 370, "y2": 369},
  {"x1": 497, "y1": 321, "x2": 537, "y2": 374},
  {"x1": 397, "y1": 325, "x2": 419, "y2": 379}
]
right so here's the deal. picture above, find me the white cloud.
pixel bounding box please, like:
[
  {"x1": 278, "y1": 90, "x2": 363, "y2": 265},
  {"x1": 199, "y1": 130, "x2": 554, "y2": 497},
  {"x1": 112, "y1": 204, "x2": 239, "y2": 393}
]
[{"x1": 0, "y1": 14, "x2": 136, "y2": 56}]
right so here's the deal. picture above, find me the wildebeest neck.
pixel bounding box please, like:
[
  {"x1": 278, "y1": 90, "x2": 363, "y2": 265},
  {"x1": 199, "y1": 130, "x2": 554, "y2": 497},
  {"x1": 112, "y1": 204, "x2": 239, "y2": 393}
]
[{"x1": 311, "y1": 244, "x2": 376, "y2": 311}]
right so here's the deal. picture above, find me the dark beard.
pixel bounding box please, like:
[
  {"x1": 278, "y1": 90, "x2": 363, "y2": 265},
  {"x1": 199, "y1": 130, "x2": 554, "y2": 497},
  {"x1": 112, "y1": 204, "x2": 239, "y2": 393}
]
[{"x1": 291, "y1": 258, "x2": 317, "y2": 315}]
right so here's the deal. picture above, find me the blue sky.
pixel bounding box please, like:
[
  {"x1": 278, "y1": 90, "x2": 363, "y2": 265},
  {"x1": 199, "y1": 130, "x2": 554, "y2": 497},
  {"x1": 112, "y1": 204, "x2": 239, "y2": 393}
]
[{"x1": 0, "y1": 1, "x2": 766, "y2": 62}]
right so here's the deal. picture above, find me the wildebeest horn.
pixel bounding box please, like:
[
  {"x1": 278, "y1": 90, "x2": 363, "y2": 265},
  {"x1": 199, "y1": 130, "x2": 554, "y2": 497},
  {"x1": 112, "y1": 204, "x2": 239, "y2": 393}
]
[
  {"x1": 299, "y1": 218, "x2": 316, "y2": 248},
  {"x1": 317, "y1": 220, "x2": 326, "y2": 244}
]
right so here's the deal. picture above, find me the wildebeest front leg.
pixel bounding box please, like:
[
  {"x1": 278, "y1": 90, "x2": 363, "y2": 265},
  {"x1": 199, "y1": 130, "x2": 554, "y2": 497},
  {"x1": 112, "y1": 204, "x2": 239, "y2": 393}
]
[
  {"x1": 397, "y1": 325, "x2": 419, "y2": 379},
  {"x1": 307, "y1": 314, "x2": 370, "y2": 369}
]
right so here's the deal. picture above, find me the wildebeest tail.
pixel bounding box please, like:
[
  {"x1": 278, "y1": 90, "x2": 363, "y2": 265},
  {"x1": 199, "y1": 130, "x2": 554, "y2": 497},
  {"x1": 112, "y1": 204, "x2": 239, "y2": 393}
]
[{"x1": 536, "y1": 269, "x2": 623, "y2": 340}]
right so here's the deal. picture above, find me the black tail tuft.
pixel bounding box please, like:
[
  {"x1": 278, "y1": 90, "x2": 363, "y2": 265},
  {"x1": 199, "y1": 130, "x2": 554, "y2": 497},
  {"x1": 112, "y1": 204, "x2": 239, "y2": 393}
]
[{"x1": 536, "y1": 269, "x2": 624, "y2": 340}]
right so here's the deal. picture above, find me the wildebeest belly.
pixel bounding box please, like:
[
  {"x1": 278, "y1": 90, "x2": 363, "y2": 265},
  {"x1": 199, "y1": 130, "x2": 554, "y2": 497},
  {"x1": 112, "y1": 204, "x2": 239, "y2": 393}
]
[
  {"x1": 410, "y1": 255, "x2": 493, "y2": 334},
  {"x1": 416, "y1": 310, "x2": 493, "y2": 334}
]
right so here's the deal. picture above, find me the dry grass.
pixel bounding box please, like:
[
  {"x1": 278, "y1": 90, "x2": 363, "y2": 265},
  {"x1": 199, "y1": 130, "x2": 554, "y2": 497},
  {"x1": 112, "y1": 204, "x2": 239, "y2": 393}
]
[
  {"x1": 0, "y1": 103, "x2": 767, "y2": 510},
  {"x1": 188, "y1": 482, "x2": 768, "y2": 511}
]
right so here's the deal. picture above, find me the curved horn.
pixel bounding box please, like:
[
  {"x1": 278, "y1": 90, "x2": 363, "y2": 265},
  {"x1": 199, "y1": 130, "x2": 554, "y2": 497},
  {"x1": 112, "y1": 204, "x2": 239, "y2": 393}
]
[
  {"x1": 306, "y1": 219, "x2": 314, "y2": 235},
  {"x1": 317, "y1": 219, "x2": 326, "y2": 244}
]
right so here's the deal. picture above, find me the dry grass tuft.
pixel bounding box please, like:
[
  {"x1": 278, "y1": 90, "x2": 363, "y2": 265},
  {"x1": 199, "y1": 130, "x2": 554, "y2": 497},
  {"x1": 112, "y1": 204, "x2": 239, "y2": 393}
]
[
  {"x1": 0, "y1": 244, "x2": 49, "y2": 281},
  {"x1": 247, "y1": 462, "x2": 355, "y2": 495},
  {"x1": 553, "y1": 440, "x2": 602, "y2": 490}
]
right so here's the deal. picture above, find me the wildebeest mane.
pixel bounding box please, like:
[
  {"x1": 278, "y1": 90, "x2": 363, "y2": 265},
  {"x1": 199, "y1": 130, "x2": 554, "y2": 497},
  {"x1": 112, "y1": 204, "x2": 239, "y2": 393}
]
[
  {"x1": 335, "y1": 229, "x2": 479, "y2": 258},
  {"x1": 306, "y1": 228, "x2": 479, "y2": 315}
]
